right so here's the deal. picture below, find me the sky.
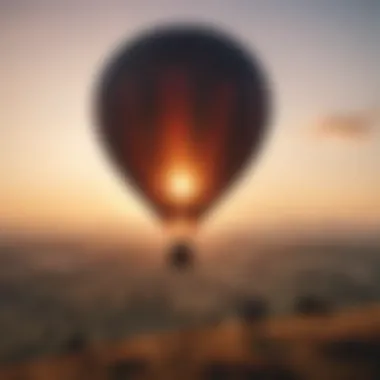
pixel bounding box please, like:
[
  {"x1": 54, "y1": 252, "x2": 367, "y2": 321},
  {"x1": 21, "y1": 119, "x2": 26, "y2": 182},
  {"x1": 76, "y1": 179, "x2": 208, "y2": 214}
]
[{"x1": 1, "y1": 0, "x2": 380, "y2": 246}]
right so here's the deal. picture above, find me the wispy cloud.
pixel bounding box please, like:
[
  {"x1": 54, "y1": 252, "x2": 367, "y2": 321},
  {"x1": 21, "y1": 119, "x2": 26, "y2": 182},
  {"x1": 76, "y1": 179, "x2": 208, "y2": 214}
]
[{"x1": 313, "y1": 108, "x2": 379, "y2": 141}]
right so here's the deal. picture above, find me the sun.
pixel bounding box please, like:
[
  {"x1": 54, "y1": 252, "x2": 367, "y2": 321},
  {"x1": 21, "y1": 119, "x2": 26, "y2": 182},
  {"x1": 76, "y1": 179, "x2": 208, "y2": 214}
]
[{"x1": 166, "y1": 167, "x2": 199, "y2": 204}]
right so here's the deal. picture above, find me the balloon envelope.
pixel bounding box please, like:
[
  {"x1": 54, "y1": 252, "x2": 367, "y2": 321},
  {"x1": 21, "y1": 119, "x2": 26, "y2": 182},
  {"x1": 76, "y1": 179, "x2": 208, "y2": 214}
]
[{"x1": 96, "y1": 25, "x2": 270, "y2": 226}]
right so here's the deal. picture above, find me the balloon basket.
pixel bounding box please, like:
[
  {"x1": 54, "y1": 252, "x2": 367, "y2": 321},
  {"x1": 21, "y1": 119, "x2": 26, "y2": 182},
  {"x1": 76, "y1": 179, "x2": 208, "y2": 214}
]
[{"x1": 166, "y1": 240, "x2": 195, "y2": 271}]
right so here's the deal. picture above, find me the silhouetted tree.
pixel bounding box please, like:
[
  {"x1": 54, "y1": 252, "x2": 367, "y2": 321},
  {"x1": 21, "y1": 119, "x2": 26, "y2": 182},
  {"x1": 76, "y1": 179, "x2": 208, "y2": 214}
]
[
  {"x1": 238, "y1": 295, "x2": 269, "y2": 324},
  {"x1": 61, "y1": 330, "x2": 86, "y2": 353},
  {"x1": 294, "y1": 294, "x2": 331, "y2": 316},
  {"x1": 236, "y1": 295, "x2": 272, "y2": 360}
]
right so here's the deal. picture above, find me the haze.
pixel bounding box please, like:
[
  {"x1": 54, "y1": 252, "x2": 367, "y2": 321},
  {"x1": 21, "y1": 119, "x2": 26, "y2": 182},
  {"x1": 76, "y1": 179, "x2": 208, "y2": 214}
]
[{"x1": 1, "y1": 0, "x2": 379, "y2": 248}]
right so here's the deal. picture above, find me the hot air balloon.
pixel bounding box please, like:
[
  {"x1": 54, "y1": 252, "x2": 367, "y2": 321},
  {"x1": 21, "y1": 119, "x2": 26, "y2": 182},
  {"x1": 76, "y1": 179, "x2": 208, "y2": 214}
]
[{"x1": 95, "y1": 25, "x2": 270, "y2": 268}]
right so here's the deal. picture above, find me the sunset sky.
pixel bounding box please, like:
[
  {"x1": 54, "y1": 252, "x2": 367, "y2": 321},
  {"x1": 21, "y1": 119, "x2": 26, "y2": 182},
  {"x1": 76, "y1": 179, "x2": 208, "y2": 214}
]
[{"x1": 1, "y1": 0, "x2": 379, "y2": 245}]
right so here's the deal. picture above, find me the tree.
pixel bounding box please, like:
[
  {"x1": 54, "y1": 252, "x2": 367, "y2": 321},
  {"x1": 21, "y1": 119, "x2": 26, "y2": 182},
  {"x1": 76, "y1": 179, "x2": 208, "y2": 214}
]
[
  {"x1": 237, "y1": 295, "x2": 269, "y2": 324},
  {"x1": 294, "y1": 294, "x2": 331, "y2": 316}
]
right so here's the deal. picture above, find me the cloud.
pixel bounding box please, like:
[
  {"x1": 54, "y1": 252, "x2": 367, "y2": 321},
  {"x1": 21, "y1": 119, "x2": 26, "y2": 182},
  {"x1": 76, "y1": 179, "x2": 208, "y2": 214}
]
[{"x1": 313, "y1": 108, "x2": 379, "y2": 141}]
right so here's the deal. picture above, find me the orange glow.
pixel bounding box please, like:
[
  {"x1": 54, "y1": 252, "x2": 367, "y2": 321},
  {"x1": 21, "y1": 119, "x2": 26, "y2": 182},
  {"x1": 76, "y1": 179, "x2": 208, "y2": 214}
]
[
  {"x1": 165, "y1": 218, "x2": 198, "y2": 240},
  {"x1": 165, "y1": 166, "x2": 200, "y2": 204}
]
